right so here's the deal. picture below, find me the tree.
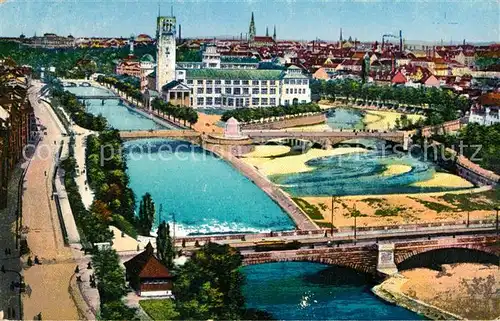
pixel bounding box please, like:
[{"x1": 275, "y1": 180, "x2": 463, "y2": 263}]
[
  {"x1": 156, "y1": 220, "x2": 175, "y2": 269},
  {"x1": 173, "y1": 243, "x2": 245, "y2": 320},
  {"x1": 137, "y1": 193, "x2": 155, "y2": 235}
]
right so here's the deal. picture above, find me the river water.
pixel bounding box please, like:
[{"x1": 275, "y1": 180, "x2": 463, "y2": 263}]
[
  {"x1": 66, "y1": 86, "x2": 175, "y2": 131},
  {"x1": 66, "y1": 88, "x2": 429, "y2": 317},
  {"x1": 124, "y1": 139, "x2": 294, "y2": 235},
  {"x1": 242, "y1": 262, "x2": 424, "y2": 320}
]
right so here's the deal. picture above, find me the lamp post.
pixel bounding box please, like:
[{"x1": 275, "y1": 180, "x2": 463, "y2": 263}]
[
  {"x1": 495, "y1": 206, "x2": 499, "y2": 237},
  {"x1": 330, "y1": 195, "x2": 335, "y2": 236}
]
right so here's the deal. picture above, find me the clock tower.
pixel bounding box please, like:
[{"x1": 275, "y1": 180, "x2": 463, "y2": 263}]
[{"x1": 156, "y1": 14, "x2": 176, "y2": 92}]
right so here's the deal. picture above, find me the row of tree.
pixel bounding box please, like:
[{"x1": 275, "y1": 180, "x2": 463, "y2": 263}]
[
  {"x1": 50, "y1": 83, "x2": 108, "y2": 131},
  {"x1": 86, "y1": 131, "x2": 137, "y2": 237},
  {"x1": 96, "y1": 75, "x2": 143, "y2": 105},
  {"x1": 311, "y1": 79, "x2": 471, "y2": 126},
  {"x1": 431, "y1": 123, "x2": 500, "y2": 174},
  {"x1": 151, "y1": 97, "x2": 199, "y2": 127},
  {"x1": 220, "y1": 103, "x2": 322, "y2": 122}
]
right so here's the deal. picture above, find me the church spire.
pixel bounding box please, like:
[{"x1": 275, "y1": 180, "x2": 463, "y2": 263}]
[
  {"x1": 273, "y1": 25, "x2": 276, "y2": 40},
  {"x1": 266, "y1": 26, "x2": 269, "y2": 37},
  {"x1": 249, "y1": 12, "x2": 256, "y2": 41}
]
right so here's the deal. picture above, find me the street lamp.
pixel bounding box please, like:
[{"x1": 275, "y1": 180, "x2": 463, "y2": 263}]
[
  {"x1": 330, "y1": 195, "x2": 335, "y2": 236},
  {"x1": 495, "y1": 206, "x2": 499, "y2": 237}
]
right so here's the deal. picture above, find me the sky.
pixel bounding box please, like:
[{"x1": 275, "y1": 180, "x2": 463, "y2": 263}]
[{"x1": 0, "y1": 0, "x2": 498, "y2": 43}]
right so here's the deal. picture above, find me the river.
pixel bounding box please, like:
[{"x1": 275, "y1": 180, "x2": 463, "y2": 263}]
[{"x1": 242, "y1": 262, "x2": 424, "y2": 320}]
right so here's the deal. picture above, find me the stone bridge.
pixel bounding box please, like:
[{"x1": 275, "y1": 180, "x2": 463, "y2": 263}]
[
  {"x1": 241, "y1": 234, "x2": 499, "y2": 276},
  {"x1": 75, "y1": 95, "x2": 121, "y2": 100},
  {"x1": 119, "y1": 130, "x2": 202, "y2": 144},
  {"x1": 243, "y1": 130, "x2": 409, "y2": 150}
]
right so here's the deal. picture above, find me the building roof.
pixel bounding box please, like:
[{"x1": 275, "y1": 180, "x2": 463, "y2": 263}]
[
  {"x1": 185, "y1": 69, "x2": 282, "y2": 80},
  {"x1": 124, "y1": 242, "x2": 172, "y2": 279},
  {"x1": 253, "y1": 36, "x2": 275, "y2": 43},
  {"x1": 478, "y1": 92, "x2": 500, "y2": 106},
  {"x1": 162, "y1": 80, "x2": 190, "y2": 92},
  {"x1": 221, "y1": 56, "x2": 259, "y2": 64}
]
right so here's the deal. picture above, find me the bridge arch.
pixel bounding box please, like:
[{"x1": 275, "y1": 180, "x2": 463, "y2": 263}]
[{"x1": 396, "y1": 246, "x2": 499, "y2": 271}]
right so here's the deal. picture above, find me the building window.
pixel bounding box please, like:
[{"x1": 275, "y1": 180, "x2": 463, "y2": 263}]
[
  {"x1": 286, "y1": 88, "x2": 289, "y2": 94},
  {"x1": 301, "y1": 100, "x2": 306, "y2": 103},
  {"x1": 206, "y1": 87, "x2": 213, "y2": 94},
  {"x1": 252, "y1": 80, "x2": 259, "y2": 85},
  {"x1": 270, "y1": 80, "x2": 276, "y2": 85},
  {"x1": 225, "y1": 88, "x2": 232, "y2": 94},
  {"x1": 294, "y1": 88, "x2": 298, "y2": 94},
  {"x1": 209, "y1": 63, "x2": 217, "y2": 68},
  {"x1": 228, "y1": 98, "x2": 234, "y2": 106},
  {"x1": 261, "y1": 88, "x2": 268, "y2": 94},
  {"x1": 284, "y1": 79, "x2": 290, "y2": 84},
  {"x1": 197, "y1": 80, "x2": 203, "y2": 85},
  {"x1": 234, "y1": 88, "x2": 241, "y2": 95},
  {"x1": 215, "y1": 80, "x2": 221, "y2": 85},
  {"x1": 296, "y1": 79, "x2": 302, "y2": 85},
  {"x1": 206, "y1": 97, "x2": 213, "y2": 105},
  {"x1": 197, "y1": 97, "x2": 204, "y2": 105},
  {"x1": 270, "y1": 98, "x2": 276, "y2": 105},
  {"x1": 197, "y1": 88, "x2": 203, "y2": 94},
  {"x1": 303, "y1": 79, "x2": 308, "y2": 85},
  {"x1": 262, "y1": 80, "x2": 268, "y2": 86},
  {"x1": 215, "y1": 87, "x2": 221, "y2": 94},
  {"x1": 206, "y1": 80, "x2": 213, "y2": 85},
  {"x1": 252, "y1": 88, "x2": 259, "y2": 94},
  {"x1": 187, "y1": 79, "x2": 193, "y2": 85},
  {"x1": 285, "y1": 99, "x2": 289, "y2": 106},
  {"x1": 261, "y1": 98, "x2": 268, "y2": 105},
  {"x1": 235, "y1": 98, "x2": 243, "y2": 107},
  {"x1": 215, "y1": 97, "x2": 222, "y2": 105},
  {"x1": 242, "y1": 80, "x2": 249, "y2": 85},
  {"x1": 243, "y1": 88, "x2": 249, "y2": 95},
  {"x1": 244, "y1": 98, "x2": 250, "y2": 106},
  {"x1": 270, "y1": 88, "x2": 276, "y2": 94},
  {"x1": 233, "y1": 80, "x2": 240, "y2": 85},
  {"x1": 252, "y1": 97, "x2": 259, "y2": 105}
]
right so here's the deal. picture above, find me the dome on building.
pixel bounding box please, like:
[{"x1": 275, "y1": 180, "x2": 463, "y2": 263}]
[{"x1": 140, "y1": 54, "x2": 155, "y2": 63}]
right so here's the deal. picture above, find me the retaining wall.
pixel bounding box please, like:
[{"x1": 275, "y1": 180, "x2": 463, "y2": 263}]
[{"x1": 241, "y1": 113, "x2": 326, "y2": 130}]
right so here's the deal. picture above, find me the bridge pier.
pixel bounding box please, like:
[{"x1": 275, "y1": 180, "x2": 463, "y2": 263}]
[{"x1": 377, "y1": 243, "x2": 398, "y2": 276}]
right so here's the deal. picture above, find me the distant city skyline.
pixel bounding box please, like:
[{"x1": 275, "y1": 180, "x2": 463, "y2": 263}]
[{"x1": 0, "y1": 0, "x2": 498, "y2": 43}]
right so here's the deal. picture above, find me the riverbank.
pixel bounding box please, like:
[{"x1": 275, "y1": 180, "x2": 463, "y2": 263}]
[{"x1": 374, "y1": 263, "x2": 500, "y2": 320}]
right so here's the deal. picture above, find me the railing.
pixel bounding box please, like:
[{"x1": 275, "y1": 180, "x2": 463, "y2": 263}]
[{"x1": 52, "y1": 140, "x2": 69, "y2": 245}]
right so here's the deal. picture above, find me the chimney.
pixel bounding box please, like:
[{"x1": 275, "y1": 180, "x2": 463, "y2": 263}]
[{"x1": 399, "y1": 30, "x2": 403, "y2": 52}]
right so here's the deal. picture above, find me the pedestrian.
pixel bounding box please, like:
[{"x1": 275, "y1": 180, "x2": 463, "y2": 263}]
[
  {"x1": 44, "y1": 171, "x2": 47, "y2": 176},
  {"x1": 34, "y1": 255, "x2": 40, "y2": 265}
]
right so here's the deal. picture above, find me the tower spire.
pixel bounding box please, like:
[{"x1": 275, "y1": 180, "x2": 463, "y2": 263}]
[
  {"x1": 249, "y1": 12, "x2": 256, "y2": 42},
  {"x1": 266, "y1": 26, "x2": 269, "y2": 37},
  {"x1": 273, "y1": 25, "x2": 276, "y2": 40}
]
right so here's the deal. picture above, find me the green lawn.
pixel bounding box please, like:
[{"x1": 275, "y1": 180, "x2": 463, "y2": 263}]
[
  {"x1": 292, "y1": 198, "x2": 323, "y2": 220},
  {"x1": 139, "y1": 299, "x2": 179, "y2": 321}
]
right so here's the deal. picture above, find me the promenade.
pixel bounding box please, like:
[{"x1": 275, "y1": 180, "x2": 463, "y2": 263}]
[{"x1": 22, "y1": 82, "x2": 79, "y2": 320}]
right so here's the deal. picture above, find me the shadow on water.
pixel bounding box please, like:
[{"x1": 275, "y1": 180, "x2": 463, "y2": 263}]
[
  {"x1": 302, "y1": 265, "x2": 376, "y2": 287},
  {"x1": 398, "y1": 248, "x2": 500, "y2": 272}
]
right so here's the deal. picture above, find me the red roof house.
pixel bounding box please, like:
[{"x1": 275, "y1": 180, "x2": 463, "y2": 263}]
[
  {"x1": 124, "y1": 242, "x2": 174, "y2": 297},
  {"x1": 391, "y1": 71, "x2": 407, "y2": 84}
]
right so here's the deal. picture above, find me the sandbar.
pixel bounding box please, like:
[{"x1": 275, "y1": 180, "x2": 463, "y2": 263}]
[
  {"x1": 412, "y1": 172, "x2": 474, "y2": 188},
  {"x1": 381, "y1": 164, "x2": 412, "y2": 176},
  {"x1": 241, "y1": 146, "x2": 367, "y2": 176}
]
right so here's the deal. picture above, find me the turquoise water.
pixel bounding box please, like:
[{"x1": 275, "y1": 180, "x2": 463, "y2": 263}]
[
  {"x1": 124, "y1": 139, "x2": 295, "y2": 235},
  {"x1": 65, "y1": 86, "x2": 176, "y2": 131},
  {"x1": 271, "y1": 150, "x2": 473, "y2": 196},
  {"x1": 326, "y1": 108, "x2": 364, "y2": 129},
  {"x1": 242, "y1": 262, "x2": 424, "y2": 320}
]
